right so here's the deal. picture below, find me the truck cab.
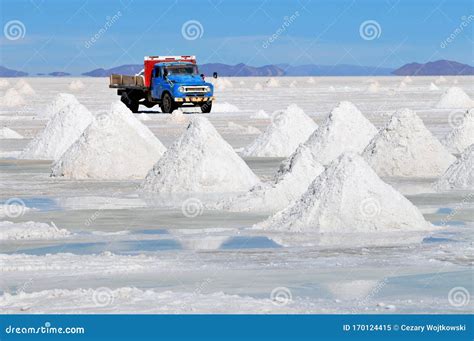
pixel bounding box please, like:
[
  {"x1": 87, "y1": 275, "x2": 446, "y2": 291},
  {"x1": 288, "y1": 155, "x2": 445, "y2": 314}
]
[{"x1": 109, "y1": 55, "x2": 215, "y2": 114}]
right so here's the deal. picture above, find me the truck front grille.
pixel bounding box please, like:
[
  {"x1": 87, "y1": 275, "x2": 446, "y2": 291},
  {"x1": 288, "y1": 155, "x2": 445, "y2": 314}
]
[{"x1": 182, "y1": 86, "x2": 208, "y2": 93}]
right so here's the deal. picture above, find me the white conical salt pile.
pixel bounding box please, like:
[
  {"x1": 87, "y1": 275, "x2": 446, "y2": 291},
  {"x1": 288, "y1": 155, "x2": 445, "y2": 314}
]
[
  {"x1": 68, "y1": 79, "x2": 85, "y2": 91},
  {"x1": 442, "y1": 108, "x2": 474, "y2": 153},
  {"x1": 435, "y1": 76, "x2": 447, "y2": 84},
  {"x1": 241, "y1": 104, "x2": 318, "y2": 157},
  {"x1": 435, "y1": 144, "x2": 473, "y2": 190},
  {"x1": 0, "y1": 127, "x2": 23, "y2": 139},
  {"x1": 15, "y1": 79, "x2": 35, "y2": 95},
  {"x1": 289, "y1": 80, "x2": 297, "y2": 88},
  {"x1": 328, "y1": 86, "x2": 336, "y2": 92},
  {"x1": 436, "y1": 87, "x2": 474, "y2": 109},
  {"x1": 363, "y1": 108, "x2": 455, "y2": 177},
  {"x1": 212, "y1": 102, "x2": 240, "y2": 112},
  {"x1": 254, "y1": 82, "x2": 263, "y2": 90},
  {"x1": 265, "y1": 78, "x2": 280, "y2": 87},
  {"x1": 0, "y1": 79, "x2": 10, "y2": 88},
  {"x1": 307, "y1": 77, "x2": 316, "y2": 84},
  {"x1": 429, "y1": 82, "x2": 439, "y2": 91},
  {"x1": 1, "y1": 88, "x2": 25, "y2": 107},
  {"x1": 250, "y1": 109, "x2": 270, "y2": 119},
  {"x1": 20, "y1": 97, "x2": 93, "y2": 160},
  {"x1": 239, "y1": 80, "x2": 245, "y2": 86},
  {"x1": 52, "y1": 103, "x2": 166, "y2": 179},
  {"x1": 367, "y1": 81, "x2": 380, "y2": 93},
  {"x1": 167, "y1": 108, "x2": 189, "y2": 123},
  {"x1": 141, "y1": 116, "x2": 260, "y2": 193},
  {"x1": 398, "y1": 81, "x2": 407, "y2": 90},
  {"x1": 211, "y1": 78, "x2": 233, "y2": 90},
  {"x1": 403, "y1": 76, "x2": 413, "y2": 83},
  {"x1": 256, "y1": 153, "x2": 432, "y2": 233},
  {"x1": 41, "y1": 93, "x2": 81, "y2": 118},
  {"x1": 299, "y1": 101, "x2": 377, "y2": 165},
  {"x1": 221, "y1": 143, "x2": 324, "y2": 212}
]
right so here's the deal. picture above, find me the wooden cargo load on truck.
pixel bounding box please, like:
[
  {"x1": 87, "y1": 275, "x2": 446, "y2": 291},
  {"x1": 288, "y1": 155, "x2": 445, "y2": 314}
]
[{"x1": 109, "y1": 74, "x2": 145, "y2": 89}]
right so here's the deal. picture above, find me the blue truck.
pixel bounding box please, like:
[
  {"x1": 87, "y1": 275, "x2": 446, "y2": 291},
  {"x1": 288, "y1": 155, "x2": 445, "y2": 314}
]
[{"x1": 109, "y1": 56, "x2": 215, "y2": 113}]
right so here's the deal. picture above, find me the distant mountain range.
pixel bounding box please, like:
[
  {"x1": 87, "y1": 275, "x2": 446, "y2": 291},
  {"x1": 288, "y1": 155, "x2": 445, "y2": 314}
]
[
  {"x1": 1, "y1": 59, "x2": 473, "y2": 77},
  {"x1": 392, "y1": 60, "x2": 474, "y2": 75}
]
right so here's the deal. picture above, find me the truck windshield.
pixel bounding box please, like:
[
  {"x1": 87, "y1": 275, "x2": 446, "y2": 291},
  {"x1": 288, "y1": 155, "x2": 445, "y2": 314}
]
[{"x1": 165, "y1": 65, "x2": 198, "y2": 75}]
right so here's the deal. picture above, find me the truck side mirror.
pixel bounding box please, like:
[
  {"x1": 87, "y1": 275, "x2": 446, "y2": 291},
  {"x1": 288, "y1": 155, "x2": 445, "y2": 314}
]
[{"x1": 213, "y1": 72, "x2": 218, "y2": 79}]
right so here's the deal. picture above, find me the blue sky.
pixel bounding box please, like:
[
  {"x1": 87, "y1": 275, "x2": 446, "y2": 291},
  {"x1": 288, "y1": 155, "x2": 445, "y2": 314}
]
[{"x1": 0, "y1": 0, "x2": 472, "y2": 74}]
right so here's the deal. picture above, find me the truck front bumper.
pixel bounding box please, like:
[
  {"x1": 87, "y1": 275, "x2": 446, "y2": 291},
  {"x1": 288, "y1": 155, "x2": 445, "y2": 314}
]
[{"x1": 174, "y1": 96, "x2": 215, "y2": 103}]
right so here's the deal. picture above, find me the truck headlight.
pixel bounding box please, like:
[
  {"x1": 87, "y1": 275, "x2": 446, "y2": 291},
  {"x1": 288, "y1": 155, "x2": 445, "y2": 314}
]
[
  {"x1": 178, "y1": 86, "x2": 185, "y2": 93},
  {"x1": 204, "y1": 86, "x2": 211, "y2": 92}
]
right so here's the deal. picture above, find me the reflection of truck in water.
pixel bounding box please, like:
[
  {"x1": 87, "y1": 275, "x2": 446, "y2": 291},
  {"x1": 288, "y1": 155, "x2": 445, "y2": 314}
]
[{"x1": 109, "y1": 56, "x2": 215, "y2": 113}]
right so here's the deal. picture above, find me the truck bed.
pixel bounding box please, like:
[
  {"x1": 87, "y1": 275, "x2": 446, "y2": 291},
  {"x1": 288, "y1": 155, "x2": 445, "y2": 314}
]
[{"x1": 109, "y1": 74, "x2": 146, "y2": 89}]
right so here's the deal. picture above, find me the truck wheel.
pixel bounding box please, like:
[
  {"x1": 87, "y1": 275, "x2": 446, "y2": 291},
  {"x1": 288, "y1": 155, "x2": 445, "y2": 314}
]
[
  {"x1": 129, "y1": 101, "x2": 139, "y2": 113},
  {"x1": 160, "y1": 93, "x2": 175, "y2": 113},
  {"x1": 200, "y1": 101, "x2": 212, "y2": 113},
  {"x1": 121, "y1": 93, "x2": 139, "y2": 113}
]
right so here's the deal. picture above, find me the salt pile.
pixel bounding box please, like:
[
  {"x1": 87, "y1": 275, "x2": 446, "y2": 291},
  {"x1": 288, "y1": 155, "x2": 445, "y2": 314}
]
[
  {"x1": 250, "y1": 109, "x2": 270, "y2": 119},
  {"x1": 328, "y1": 86, "x2": 336, "y2": 92},
  {"x1": 1, "y1": 88, "x2": 25, "y2": 107},
  {"x1": 15, "y1": 79, "x2": 35, "y2": 95},
  {"x1": 398, "y1": 81, "x2": 407, "y2": 90},
  {"x1": 0, "y1": 221, "x2": 70, "y2": 240},
  {"x1": 0, "y1": 127, "x2": 23, "y2": 139},
  {"x1": 299, "y1": 101, "x2": 377, "y2": 165},
  {"x1": 436, "y1": 87, "x2": 474, "y2": 109},
  {"x1": 167, "y1": 109, "x2": 188, "y2": 123},
  {"x1": 241, "y1": 104, "x2": 318, "y2": 157},
  {"x1": 289, "y1": 81, "x2": 297, "y2": 88},
  {"x1": 0, "y1": 79, "x2": 10, "y2": 88},
  {"x1": 367, "y1": 81, "x2": 380, "y2": 93},
  {"x1": 435, "y1": 76, "x2": 447, "y2": 84},
  {"x1": 429, "y1": 82, "x2": 439, "y2": 91},
  {"x1": 41, "y1": 93, "x2": 81, "y2": 118},
  {"x1": 141, "y1": 116, "x2": 259, "y2": 193},
  {"x1": 307, "y1": 77, "x2": 316, "y2": 84},
  {"x1": 363, "y1": 108, "x2": 455, "y2": 177},
  {"x1": 20, "y1": 96, "x2": 93, "y2": 160},
  {"x1": 442, "y1": 108, "x2": 474, "y2": 153},
  {"x1": 52, "y1": 103, "x2": 166, "y2": 179},
  {"x1": 222, "y1": 143, "x2": 325, "y2": 212},
  {"x1": 403, "y1": 76, "x2": 413, "y2": 83},
  {"x1": 211, "y1": 78, "x2": 233, "y2": 90},
  {"x1": 265, "y1": 78, "x2": 280, "y2": 87},
  {"x1": 256, "y1": 153, "x2": 432, "y2": 233},
  {"x1": 226, "y1": 122, "x2": 261, "y2": 134},
  {"x1": 254, "y1": 82, "x2": 263, "y2": 90},
  {"x1": 212, "y1": 102, "x2": 240, "y2": 112},
  {"x1": 68, "y1": 79, "x2": 85, "y2": 91},
  {"x1": 435, "y1": 144, "x2": 473, "y2": 190}
]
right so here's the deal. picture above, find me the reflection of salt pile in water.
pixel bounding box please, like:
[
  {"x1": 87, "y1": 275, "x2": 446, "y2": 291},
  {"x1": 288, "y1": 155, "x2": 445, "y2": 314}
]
[
  {"x1": 212, "y1": 102, "x2": 239, "y2": 112},
  {"x1": 211, "y1": 78, "x2": 233, "y2": 90},
  {"x1": 442, "y1": 108, "x2": 474, "y2": 153},
  {"x1": 1, "y1": 88, "x2": 25, "y2": 107},
  {"x1": 300, "y1": 101, "x2": 377, "y2": 165},
  {"x1": 41, "y1": 93, "x2": 81, "y2": 118},
  {"x1": 222, "y1": 143, "x2": 324, "y2": 212},
  {"x1": 68, "y1": 79, "x2": 85, "y2": 91},
  {"x1": 254, "y1": 82, "x2": 263, "y2": 90},
  {"x1": 367, "y1": 81, "x2": 380, "y2": 93},
  {"x1": 257, "y1": 153, "x2": 432, "y2": 233},
  {"x1": 52, "y1": 103, "x2": 166, "y2": 179},
  {"x1": 20, "y1": 96, "x2": 93, "y2": 160},
  {"x1": 363, "y1": 109, "x2": 455, "y2": 177},
  {"x1": 15, "y1": 79, "x2": 35, "y2": 95},
  {"x1": 265, "y1": 78, "x2": 280, "y2": 87},
  {"x1": 0, "y1": 79, "x2": 10, "y2": 88},
  {"x1": 250, "y1": 109, "x2": 270, "y2": 119},
  {"x1": 242, "y1": 104, "x2": 317, "y2": 157},
  {"x1": 0, "y1": 127, "x2": 23, "y2": 139},
  {"x1": 429, "y1": 82, "x2": 439, "y2": 91},
  {"x1": 436, "y1": 87, "x2": 474, "y2": 108},
  {"x1": 435, "y1": 144, "x2": 473, "y2": 190},
  {"x1": 141, "y1": 117, "x2": 259, "y2": 193},
  {"x1": 0, "y1": 221, "x2": 70, "y2": 240}
]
